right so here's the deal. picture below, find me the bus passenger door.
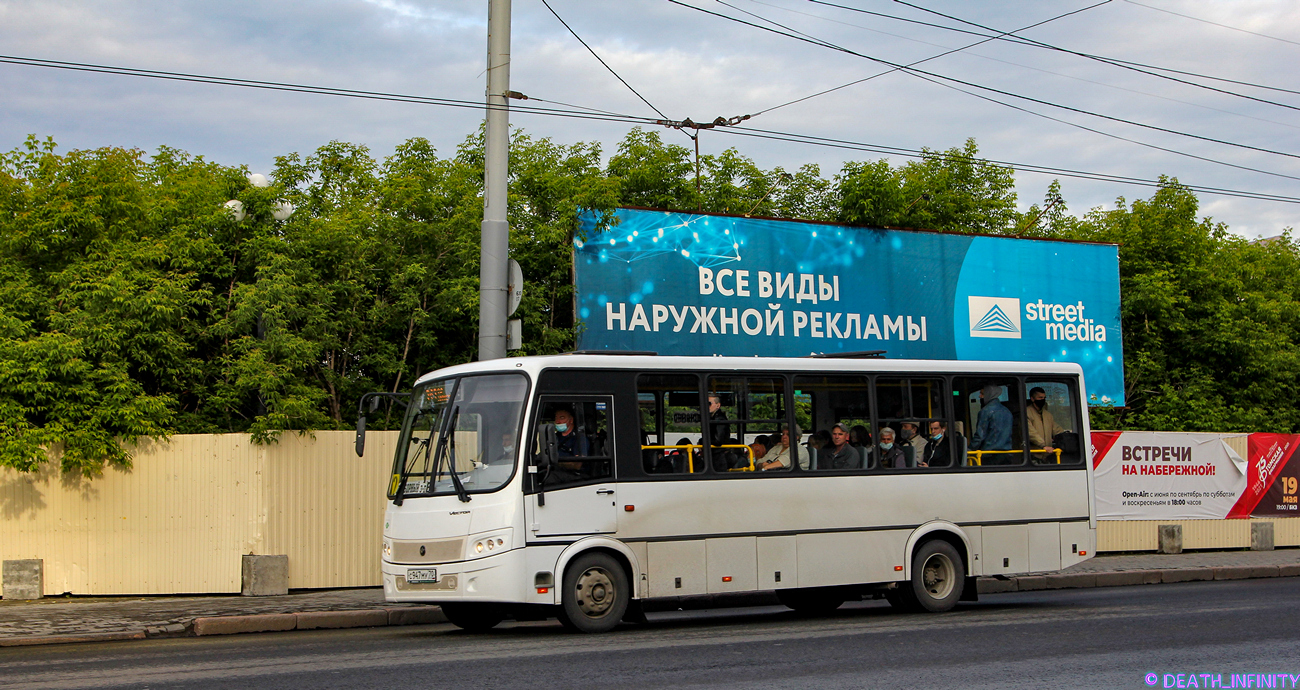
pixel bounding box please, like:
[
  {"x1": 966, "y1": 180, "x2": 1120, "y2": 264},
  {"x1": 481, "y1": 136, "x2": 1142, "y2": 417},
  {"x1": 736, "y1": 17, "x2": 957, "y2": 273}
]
[{"x1": 528, "y1": 397, "x2": 618, "y2": 537}]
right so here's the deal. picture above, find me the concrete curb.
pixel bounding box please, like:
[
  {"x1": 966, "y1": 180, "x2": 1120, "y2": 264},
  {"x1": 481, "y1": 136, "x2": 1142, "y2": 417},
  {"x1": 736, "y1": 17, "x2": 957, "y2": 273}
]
[
  {"x1": 975, "y1": 564, "x2": 1295, "y2": 594},
  {"x1": 191, "y1": 607, "x2": 447, "y2": 637},
  {"x1": 0, "y1": 631, "x2": 147, "y2": 647}
]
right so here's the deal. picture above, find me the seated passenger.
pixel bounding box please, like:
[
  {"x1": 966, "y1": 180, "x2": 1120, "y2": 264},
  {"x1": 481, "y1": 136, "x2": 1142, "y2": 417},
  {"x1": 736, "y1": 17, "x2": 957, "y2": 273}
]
[
  {"x1": 921, "y1": 420, "x2": 951, "y2": 468},
  {"x1": 898, "y1": 420, "x2": 927, "y2": 468},
  {"x1": 876, "y1": 427, "x2": 906, "y2": 469},
  {"x1": 492, "y1": 431, "x2": 516, "y2": 465},
  {"x1": 816, "y1": 423, "x2": 861, "y2": 470},
  {"x1": 669, "y1": 436, "x2": 697, "y2": 473},
  {"x1": 807, "y1": 429, "x2": 831, "y2": 457},
  {"x1": 747, "y1": 436, "x2": 771, "y2": 468},
  {"x1": 849, "y1": 424, "x2": 871, "y2": 448},
  {"x1": 758, "y1": 425, "x2": 809, "y2": 471}
]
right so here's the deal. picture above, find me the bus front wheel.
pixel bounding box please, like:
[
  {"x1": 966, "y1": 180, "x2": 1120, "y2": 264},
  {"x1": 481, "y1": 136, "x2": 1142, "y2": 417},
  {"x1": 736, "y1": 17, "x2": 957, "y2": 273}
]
[
  {"x1": 557, "y1": 552, "x2": 630, "y2": 633},
  {"x1": 891, "y1": 539, "x2": 965, "y2": 613},
  {"x1": 440, "y1": 603, "x2": 506, "y2": 632}
]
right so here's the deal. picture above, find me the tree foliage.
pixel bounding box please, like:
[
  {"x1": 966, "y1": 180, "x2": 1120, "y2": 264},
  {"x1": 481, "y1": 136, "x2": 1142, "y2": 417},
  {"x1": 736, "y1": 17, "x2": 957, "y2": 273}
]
[{"x1": 2, "y1": 129, "x2": 1295, "y2": 475}]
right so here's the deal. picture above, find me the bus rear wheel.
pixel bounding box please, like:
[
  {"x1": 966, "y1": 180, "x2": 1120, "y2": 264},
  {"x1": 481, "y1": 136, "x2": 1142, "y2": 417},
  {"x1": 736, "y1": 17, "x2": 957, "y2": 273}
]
[
  {"x1": 557, "y1": 552, "x2": 629, "y2": 633},
  {"x1": 440, "y1": 603, "x2": 506, "y2": 632},
  {"x1": 776, "y1": 587, "x2": 846, "y2": 615},
  {"x1": 890, "y1": 539, "x2": 965, "y2": 613}
]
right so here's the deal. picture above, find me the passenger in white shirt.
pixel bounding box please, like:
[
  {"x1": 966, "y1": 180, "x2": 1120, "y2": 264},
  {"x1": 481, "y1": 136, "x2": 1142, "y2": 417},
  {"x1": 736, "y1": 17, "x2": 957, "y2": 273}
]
[{"x1": 757, "y1": 425, "x2": 810, "y2": 471}]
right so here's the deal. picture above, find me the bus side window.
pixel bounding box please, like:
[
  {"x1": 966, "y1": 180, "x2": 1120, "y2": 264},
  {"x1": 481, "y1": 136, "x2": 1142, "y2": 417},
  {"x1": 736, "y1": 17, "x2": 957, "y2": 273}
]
[
  {"x1": 1025, "y1": 380, "x2": 1083, "y2": 465},
  {"x1": 955, "y1": 378, "x2": 1025, "y2": 467},
  {"x1": 708, "y1": 377, "x2": 787, "y2": 473},
  {"x1": 637, "y1": 374, "x2": 704, "y2": 475},
  {"x1": 536, "y1": 400, "x2": 614, "y2": 486},
  {"x1": 792, "y1": 375, "x2": 870, "y2": 471},
  {"x1": 875, "y1": 377, "x2": 944, "y2": 469}
]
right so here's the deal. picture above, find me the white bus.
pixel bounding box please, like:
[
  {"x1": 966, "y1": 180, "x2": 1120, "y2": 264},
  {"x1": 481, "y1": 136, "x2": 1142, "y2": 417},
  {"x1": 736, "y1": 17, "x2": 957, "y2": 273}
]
[{"x1": 371, "y1": 354, "x2": 1095, "y2": 633}]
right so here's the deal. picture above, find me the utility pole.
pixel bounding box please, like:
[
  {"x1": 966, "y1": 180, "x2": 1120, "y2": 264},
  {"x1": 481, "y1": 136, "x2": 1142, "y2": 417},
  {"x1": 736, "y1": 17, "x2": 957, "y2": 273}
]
[{"x1": 479, "y1": 0, "x2": 511, "y2": 361}]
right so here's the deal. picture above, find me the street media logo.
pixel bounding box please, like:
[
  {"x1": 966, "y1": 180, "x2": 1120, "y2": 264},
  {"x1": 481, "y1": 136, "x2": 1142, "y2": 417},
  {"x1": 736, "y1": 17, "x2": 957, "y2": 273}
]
[{"x1": 968, "y1": 296, "x2": 1021, "y2": 339}]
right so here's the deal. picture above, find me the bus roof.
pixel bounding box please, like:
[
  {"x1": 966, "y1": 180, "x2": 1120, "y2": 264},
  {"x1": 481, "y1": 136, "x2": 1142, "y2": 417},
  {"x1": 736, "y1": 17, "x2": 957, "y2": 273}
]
[{"x1": 413, "y1": 354, "x2": 1085, "y2": 387}]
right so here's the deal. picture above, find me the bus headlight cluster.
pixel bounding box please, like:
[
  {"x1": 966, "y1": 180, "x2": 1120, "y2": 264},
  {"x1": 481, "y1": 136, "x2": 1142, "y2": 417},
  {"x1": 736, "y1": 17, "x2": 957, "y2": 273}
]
[
  {"x1": 468, "y1": 532, "x2": 510, "y2": 559},
  {"x1": 383, "y1": 540, "x2": 392, "y2": 559}
]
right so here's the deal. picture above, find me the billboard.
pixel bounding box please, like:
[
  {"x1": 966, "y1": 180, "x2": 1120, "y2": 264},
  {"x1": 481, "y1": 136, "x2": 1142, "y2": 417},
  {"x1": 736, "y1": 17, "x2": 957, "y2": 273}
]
[
  {"x1": 575, "y1": 208, "x2": 1124, "y2": 405},
  {"x1": 1091, "y1": 431, "x2": 1300, "y2": 519}
]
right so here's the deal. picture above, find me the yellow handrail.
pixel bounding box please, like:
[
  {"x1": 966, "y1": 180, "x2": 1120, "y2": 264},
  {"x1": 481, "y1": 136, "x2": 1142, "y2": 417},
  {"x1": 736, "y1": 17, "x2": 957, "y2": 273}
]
[
  {"x1": 966, "y1": 448, "x2": 1062, "y2": 466},
  {"x1": 641, "y1": 444, "x2": 756, "y2": 472}
]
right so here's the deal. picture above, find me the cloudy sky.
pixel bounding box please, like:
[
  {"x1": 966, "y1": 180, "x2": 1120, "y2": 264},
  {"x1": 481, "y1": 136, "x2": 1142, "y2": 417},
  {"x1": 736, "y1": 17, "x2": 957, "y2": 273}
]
[{"x1": 1, "y1": 0, "x2": 1297, "y2": 236}]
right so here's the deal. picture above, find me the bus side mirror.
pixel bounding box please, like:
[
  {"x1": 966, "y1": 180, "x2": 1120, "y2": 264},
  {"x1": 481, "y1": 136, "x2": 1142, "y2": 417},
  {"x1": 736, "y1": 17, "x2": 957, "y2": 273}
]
[{"x1": 355, "y1": 414, "x2": 367, "y2": 457}]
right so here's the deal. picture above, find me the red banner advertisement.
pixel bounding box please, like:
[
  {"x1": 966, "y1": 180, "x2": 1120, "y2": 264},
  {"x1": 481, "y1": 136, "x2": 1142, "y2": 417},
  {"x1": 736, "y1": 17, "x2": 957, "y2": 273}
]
[
  {"x1": 1091, "y1": 431, "x2": 1300, "y2": 519},
  {"x1": 1231, "y1": 434, "x2": 1300, "y2": 517}
]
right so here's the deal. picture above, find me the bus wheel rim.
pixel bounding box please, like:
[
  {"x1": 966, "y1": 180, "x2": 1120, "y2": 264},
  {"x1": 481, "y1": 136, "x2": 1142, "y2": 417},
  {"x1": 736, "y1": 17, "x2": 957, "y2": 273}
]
[
  {"x1": 921, "y1": 553, "x2": 954, "y2": 599},
  {"x1": 575, "y1": 567, "x2": 616, "y2": 617}
]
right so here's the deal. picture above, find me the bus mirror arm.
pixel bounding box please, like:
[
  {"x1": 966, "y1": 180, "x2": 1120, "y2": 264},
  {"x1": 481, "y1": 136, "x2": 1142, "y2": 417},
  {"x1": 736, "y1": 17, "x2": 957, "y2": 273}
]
[{"x1": 354, "y1": 391, "x2": 411, "y2": 457}]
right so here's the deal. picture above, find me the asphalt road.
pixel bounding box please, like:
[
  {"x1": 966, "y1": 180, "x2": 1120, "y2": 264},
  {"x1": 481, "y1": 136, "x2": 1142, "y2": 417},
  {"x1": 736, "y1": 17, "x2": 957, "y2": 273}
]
[{"x1": 3, "y1": 579, "x2": 1299, "y2": 690}]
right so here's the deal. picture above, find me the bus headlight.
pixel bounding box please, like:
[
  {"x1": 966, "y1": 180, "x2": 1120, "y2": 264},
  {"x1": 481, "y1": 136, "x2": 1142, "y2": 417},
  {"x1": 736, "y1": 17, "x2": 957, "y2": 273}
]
[{"x1": 383, "y1": 540, "x2": 392, "y2": 559}]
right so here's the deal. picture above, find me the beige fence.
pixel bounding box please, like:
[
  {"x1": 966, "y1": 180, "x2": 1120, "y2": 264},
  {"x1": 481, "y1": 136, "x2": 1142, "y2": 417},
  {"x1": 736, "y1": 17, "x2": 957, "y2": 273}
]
[
  {"x1": 1, "y1": 431, "x2": 397, "y2": 596},
  {"x1": 3, "y1": 431, "x2": 1297, "y2": 596}
]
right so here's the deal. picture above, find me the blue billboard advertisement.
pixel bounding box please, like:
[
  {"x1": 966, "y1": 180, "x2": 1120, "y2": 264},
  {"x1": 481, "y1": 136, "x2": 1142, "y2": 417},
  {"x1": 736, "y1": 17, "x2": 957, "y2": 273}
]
[{"x1": 574, "y1": 208, "x2": 1124, "y2": 406}]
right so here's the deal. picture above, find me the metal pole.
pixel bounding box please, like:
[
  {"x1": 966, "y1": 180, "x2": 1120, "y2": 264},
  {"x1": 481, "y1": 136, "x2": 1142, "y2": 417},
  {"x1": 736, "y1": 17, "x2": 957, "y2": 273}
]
[{"x1": 479, "y1": 0, "x2": 511, "y2": 361}]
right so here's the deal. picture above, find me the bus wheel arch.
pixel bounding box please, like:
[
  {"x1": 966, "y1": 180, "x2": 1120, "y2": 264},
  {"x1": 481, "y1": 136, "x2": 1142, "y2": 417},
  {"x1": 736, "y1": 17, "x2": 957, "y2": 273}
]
[
  {"x1": 903, "y1": 523, "x2": 971, "y2": 581},
  {"x1": 553, "y1": 538, "x2": 640, "y2": 601}
]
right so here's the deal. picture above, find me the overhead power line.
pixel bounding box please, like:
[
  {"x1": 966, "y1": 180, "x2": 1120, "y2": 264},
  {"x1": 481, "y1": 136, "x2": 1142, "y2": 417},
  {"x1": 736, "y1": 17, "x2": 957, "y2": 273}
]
[
  {"x1": 719, "y1": 125, "x2": 1300, "y2": 204},
  {"x1": 664, "y1": 1, "x2": 1300, "y2": 176},
  {"x1": 1122, "y1": 0, "x2": 1300, "y2": 48},
  {"x1": 751, "y1": 0, "x2": 1112, "y2": 116},
  {"x1": 539, "y1": 0, "x2": 672, "y2": 121},
  {"x1": 2, "y1": 53, "x2": 1298, "y2": 205},
  {"x1": 0, "y1": 54, "x2": 662, "y2": 127},
  {"x1": 807, "y1": 0, "x2": 1300, "y2": 101},
  {"x1": 885, "y1": 0, "x2": 1300, "y2": 113}
]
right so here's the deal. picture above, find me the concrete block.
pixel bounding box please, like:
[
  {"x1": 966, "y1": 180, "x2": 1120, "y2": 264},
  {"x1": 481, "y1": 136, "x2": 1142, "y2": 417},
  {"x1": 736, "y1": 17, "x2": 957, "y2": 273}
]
[
  {"x1": 1015, "y1": 576, "x2": 1047, "y2": 591},
  {"x1": 296, "y1": 610, "x2": 388, "y2": 630},
  {"x1": 1278, "y1": 564, "x2": 1300, "y2": 578},
  {"x1": 241, "y1": 555, "x2": 288, "y2": 597},
  {"x1": 1251, "y1": 522, "x2": 1275, "y2": 551},
  {"x1": 2, "y1": 559, "x2": 44, "y2": 600},
  {"x1": 1213, "y1": 566, "x2": 1255, "y2": 580},
  {"x1": 1158, "y1": 524, "x2": 1183, "y2": 554},
  {"x1": 1094, "y1": 570, "x2": 1153, "y2": 588},
  {"x1": 387, "y1": 607, "x2": 448, "y2": 626},
  {"x1": 976, "y1": 577, "x2": 1016, "y2": 594},
  {"x1": 1161, "y1": 567, "x2": 1213, "y2": 583},
  {"x1": 193, "y1": 613, "x2": 297, "y2": 636},
  {"x1": 1142, "y1": 570, "x2": 1164, "y2": 585},
  {"x1": 1045, "y1": 573, "x2": 1097, "y2": 589}
]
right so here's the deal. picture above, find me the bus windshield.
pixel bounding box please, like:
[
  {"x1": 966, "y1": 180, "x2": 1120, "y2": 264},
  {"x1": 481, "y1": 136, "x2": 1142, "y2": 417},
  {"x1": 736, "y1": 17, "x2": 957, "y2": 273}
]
[{"x1": 389, "y1": 373, "x2": 529, "y2": 500}]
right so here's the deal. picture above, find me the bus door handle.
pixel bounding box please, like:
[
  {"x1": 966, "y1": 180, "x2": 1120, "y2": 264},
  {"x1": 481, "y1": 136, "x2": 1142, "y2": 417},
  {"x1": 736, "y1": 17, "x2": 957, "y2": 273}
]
[{"x1": 595, "y1": 489, "x2": 615, "y2": 495}]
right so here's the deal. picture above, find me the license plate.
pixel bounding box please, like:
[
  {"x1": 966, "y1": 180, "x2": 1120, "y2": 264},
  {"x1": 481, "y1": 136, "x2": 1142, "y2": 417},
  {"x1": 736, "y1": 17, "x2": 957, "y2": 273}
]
[{"x1": 406, "y1": 568, "x2": 438, "y2": 584}]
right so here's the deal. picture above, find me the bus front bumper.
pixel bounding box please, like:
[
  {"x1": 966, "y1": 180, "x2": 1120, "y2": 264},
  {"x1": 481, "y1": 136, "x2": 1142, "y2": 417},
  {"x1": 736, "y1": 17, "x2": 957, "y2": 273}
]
[{"x1": 382, "y1": 547, "x2": 555, "y2": 605}]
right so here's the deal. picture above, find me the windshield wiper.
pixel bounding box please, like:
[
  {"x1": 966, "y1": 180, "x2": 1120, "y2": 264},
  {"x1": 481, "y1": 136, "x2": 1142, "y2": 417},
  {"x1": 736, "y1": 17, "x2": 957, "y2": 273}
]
[
  {"x1": 437, "y1": 408, "x2": 471, "y2": 503},
  {"x1": 393, "y1": 432, "x2": 433, "y2": 507}
]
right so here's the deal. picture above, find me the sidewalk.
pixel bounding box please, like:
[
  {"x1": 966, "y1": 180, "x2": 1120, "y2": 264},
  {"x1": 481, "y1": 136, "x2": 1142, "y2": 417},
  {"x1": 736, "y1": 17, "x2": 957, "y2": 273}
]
[{"x1": 2, "y1": 548, "x2": 1297, "y2": 647}]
